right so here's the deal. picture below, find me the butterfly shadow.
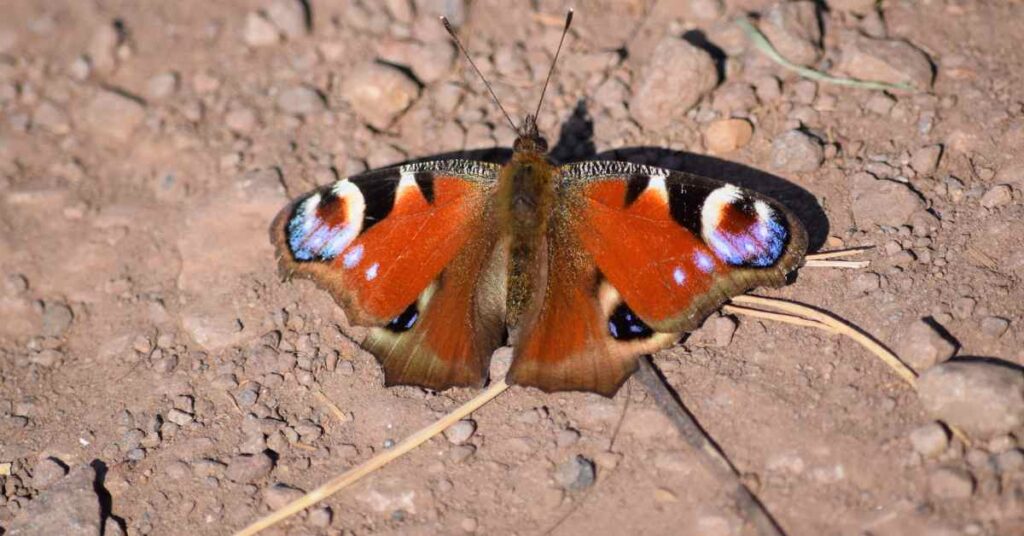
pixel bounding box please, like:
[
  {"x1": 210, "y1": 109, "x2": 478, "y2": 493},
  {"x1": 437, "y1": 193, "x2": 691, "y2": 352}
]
[{"x1": 392, "y1": 100, "x2": 830, "y2": 252}]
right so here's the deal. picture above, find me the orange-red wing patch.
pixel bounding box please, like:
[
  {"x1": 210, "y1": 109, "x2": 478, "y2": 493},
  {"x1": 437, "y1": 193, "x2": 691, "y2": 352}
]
[
  {"x1": 336, "y1": 176, "x2": 482, "y2": 322},
  {"x1": 580, "y1": 179, "x2": 724, "y2": 328},
  {"x1": 508, "y1": 242, "x2": 639, "y2": 396},
  {"x1": 572, "y1": 168, "x2": 806, "y2": 334},
  {"x1": 272, "y1": 164, "x2": 498, "y2": 326},
  {"x1": 367, "y1": 221, "x2": 506, "y2": 390}
]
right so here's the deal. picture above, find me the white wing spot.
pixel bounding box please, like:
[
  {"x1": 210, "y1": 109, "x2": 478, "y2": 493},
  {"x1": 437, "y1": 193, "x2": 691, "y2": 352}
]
[
  {"x1": 647, "y1": 174, "x2": 669, "y2": 202},
  {"x1": 343, "y1": 244, "x2": 364, "y2": 269},
  {"x1": 365, "y1": 262, "x2": 379, "y2": 281},
  {"x1": 673, "y1": 267, "x2": 687, "y2": 285}
]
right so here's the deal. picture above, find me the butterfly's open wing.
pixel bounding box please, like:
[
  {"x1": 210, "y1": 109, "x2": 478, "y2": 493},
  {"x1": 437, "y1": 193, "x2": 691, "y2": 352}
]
[
  {"x1": 508, "y1": 161, "x2": 807, "y2": 396},
  {"x1": 271, "y1": 160, "x2": 507, "y2": 390}
]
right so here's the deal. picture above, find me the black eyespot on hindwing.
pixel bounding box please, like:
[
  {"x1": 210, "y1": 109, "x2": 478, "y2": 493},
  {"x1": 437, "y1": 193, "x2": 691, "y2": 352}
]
[
  {"x1": 607, "y1": 303, "x2": 654, "y2": 341},
  {"x1": 386, "y1": 302, "x2": 420, "y2": 333}
]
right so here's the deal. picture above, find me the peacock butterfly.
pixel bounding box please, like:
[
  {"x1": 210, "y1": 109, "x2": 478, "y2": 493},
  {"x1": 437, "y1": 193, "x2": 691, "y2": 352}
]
[{"x1": 270, "y1": 11, "x2": 808, "y2": 396}]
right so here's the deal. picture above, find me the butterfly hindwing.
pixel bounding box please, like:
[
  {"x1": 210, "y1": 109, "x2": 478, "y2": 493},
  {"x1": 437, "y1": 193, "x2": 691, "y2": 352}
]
[
  {"x1": 568, "y1": 161, "x2": 807, "y2": 333},
  {"x1": 507, "y1": 161, "x2": 807, "y2": 395},
  {"x1": 271, "y1": 160, "x2": 507, "y2": 389}
]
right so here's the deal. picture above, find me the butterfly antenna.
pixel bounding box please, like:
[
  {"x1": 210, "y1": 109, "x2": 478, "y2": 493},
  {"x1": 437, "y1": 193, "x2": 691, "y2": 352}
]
[
  {"x1": 534, "y1": 9, "x2": 574, "y2": 120},
  {"x1": 441, "y1": 16, "x2": 518, "y2": 132}
]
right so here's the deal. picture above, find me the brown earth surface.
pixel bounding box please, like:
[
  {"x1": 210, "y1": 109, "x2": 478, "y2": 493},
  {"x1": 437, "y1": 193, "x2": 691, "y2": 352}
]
[{"x1": 1, "y1": 1, "x2": 1023, "y2": 535}]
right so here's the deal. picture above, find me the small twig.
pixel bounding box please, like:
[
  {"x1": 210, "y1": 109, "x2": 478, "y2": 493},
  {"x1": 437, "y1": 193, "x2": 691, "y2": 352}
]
[
  {"x1": 805, "y1": 247, "x2": 874, "y2": 261},
  {"x1": 736, "y1": 17, "x2": 916, "y2": 92},
  {"x1": 722, "y1": 304, "x2": 839, "y2": 333},
  {"x1": 804, "y1": 259, "x2": 870, "y2": 269},
  {"x1": 234, "y1": 379, "x2": 510, "y2": 535},
  {"x1": 312, "y1": 389, "x2": 349, "y2": 425},
  {"x1": 635, "y1": 358, "x2": 786, "y2": 536},
  {"x1": 730, "y1": 295, "x2": 917, "y2": 386}
]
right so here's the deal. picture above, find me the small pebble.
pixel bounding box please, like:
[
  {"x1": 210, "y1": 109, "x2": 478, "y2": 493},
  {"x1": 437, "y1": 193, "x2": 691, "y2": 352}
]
[
  {"x1": 263, "y1": 483, "x2": 305, "y2": 509},
  {"x1": 30, "y1": 457, "x2": 68, "y2": 489},
  {"x1": 896, "y1": 319, "x2": 956, "y2": 373},
  {"x1": 629, "y1": 37, "x2": 717, "y2": 131},
  {"x1": 770, "y1": 130, "x2": 823, "y2": 173},
  {"x1": 703, "y1": 118, "x2": 753, "y2": 154},
  {"x1": 995, "y1": 449, "x2": 1024, "y2": 474},
  {"x1": 838, "y1": 34, "x2": 934, "y2": 89},
  {"x1": 928, "y1": 467, "x2": 974, "y2": 499},
  {"x1": 917, "y1": 362, "x2": 1024, "y2": 438},
  {"x1": 243, "y1": 12, "x2": 280, "y2": 47},
  {"x1": 166, "y1": 408, "x2": 194, "y2": 426},
  {"x1": 553, "y1": 455, "x2": 596, "y2": 491},
  {"x1": 276, "y1": 85, "x2": 324, "y2": 116},
  {"x1": 979, "y1": 184, "x2": 1013, "y2": 209},
  {"x1": 759, "y1": 1, "x2": 821, "y2": 67},
  {"x1": 41, "y1": 301, "x2": 74, "y2": 337},
  {"x1": 555, "y1": 428, "x2": 581, "y2": 448},
  {"x1": 265, "y1": 0, "x2": 309, "y2": 39},
  {"x1": 865, "y1": 93, "x2": 896, "y2": 115},
  {"x1": 308, "y1": 506, "x2": 332, "y2": 528},
  {"x1": 909, "y1": 422, "x2": 949, "y2": 458},
  {"x1": 444, "y1": 420, "x2": 476, "y2": 446},
  {"x1": 164, "y1": 460, "x2": 190, "y2": 480},
  {"x1": 340, "y1": 63, "x2": 420, "y2": 129},
  {"x1": 146, "y1": 72, "x2": 179, "y2": 100},
  {"x1": 910, "y1": 145, "x2": 942, "y2": 175},
  {"x1": 850, "y1": 171, "x2": 924, "y2": 229},
  {"x1": 225, "y1": 452, "x2": 274, "y2": 483},
  {"x1": 83, "y1": 90, "x2": 146, "y2": 142},
  {"x1": 979, "y1": 316, "x2": 1010, "y2": 338}
]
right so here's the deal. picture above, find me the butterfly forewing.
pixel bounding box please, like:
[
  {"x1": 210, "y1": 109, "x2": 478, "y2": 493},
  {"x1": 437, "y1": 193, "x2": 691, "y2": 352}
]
[
  {"x1": 567, "y1": 161, "x2": 807, "y2": 333},
  {"x1": 272, "y1": 160, "x2": 508, "y2": 389},
  {"x1": 506, "y1": 161, "x2": 807, "y2": 395}
]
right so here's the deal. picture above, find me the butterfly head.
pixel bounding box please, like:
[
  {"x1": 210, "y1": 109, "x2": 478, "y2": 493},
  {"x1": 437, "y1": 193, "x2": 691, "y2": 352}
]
[{"x1": 513, "y1": 114, "x2": 548, "y2": 155}]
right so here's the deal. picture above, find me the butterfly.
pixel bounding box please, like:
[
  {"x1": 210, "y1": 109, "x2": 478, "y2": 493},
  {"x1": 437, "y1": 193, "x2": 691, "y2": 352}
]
[{"x1": 270, "y1": 12, "x2": 808, "y2": 396}]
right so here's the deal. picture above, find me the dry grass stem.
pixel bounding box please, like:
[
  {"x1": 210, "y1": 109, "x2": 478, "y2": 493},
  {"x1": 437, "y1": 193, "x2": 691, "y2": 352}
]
[
  {"x1": 730, "y1": 295, "x2": 917, "y2": 386},
  {"x1": 234, "y1": 379, "x2": 510, "y2": 535}
]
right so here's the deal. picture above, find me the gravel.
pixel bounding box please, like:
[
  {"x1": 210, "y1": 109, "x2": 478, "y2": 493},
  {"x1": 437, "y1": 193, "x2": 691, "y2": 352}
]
[
  {"x1": 146, "y1": 72, "x2": 179, "y2": 100},
  {"x1": 979, "y1": 184, "x2": 1013, "y2": 208},
  {"x1": 759, "y1": 1, "x2": 822, "y2": 67},
  {"x1": 553, "y1": 455, "x2": 596, "y2": 491},
  {"x1": 82, "y1": 90, "x2": 146, "y2": 142},
  {"x1": 263, "y1": 482, "x2": 305, "y2": 509},
  {"x1": 910, "y1": 145, "x2": 943, "y2": 176},
  {"x1": 849, "y1": 172, "x2": 924, "y2": 228},
  {"x1": 225, "y1": 452, "x2": 275, "y2": 483},
  {"x1": 908, "y1": 422, "x2": 949, "y2": 458},
  {"x1": 896, "y1": 319, "x2": 956, "y2": 373},
  {"x1": 703, "y1": 118, "x2": 753, "y2": 154},
  {"x1": 917, "y1": 361, "x2": 1024, "y2": 438},
  {"x1": 927, "y1": 467, "x2": 974, "y2": 499},
  {"x1": 30, "y1": 457, "x2": 68, "y2": 489},
  {"x1": 770, "y1": 130, "x2": 823, "y2": 173},
  {"x1": 444, "y1": 419, "x2": 477, "y2": 445},
  {"x1": 243, "y1": 12, "x2": 281, "y2": 47},
  {"x1": 837, "y1": 34, "x2": 934, "y2": 89},
  {"x1": 979, "y1": 316, "x2": 1010, "y2": 338},
  {"x1": 7, "y1": 465, "x2": 101, "y2": 536},
  {"x1": 276, "y1": 85, "x2": 325, "y2": 116},
  {"x1": 41, "y1": 301, "x2": 74, "y2": 337},
  {"x1": 629, "y1": 36, "x2": 717, "y2": 131},
  {"x1": 340, "y1": 63, "x2": 420, "y2": 130}
]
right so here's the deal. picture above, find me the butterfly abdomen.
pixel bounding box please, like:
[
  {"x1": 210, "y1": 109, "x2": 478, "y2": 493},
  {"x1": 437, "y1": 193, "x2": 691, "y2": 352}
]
[{"x1": 497, "y1": 153, "x2": 559, "y2": 327}]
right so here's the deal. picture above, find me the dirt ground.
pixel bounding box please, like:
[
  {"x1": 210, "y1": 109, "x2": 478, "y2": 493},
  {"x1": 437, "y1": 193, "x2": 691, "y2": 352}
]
[{"x1": 1, "y1": 0, "x2": 1023, "y2": 535}]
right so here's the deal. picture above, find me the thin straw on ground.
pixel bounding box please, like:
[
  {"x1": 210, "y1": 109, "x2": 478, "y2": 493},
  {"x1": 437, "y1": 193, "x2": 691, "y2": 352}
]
[
  {"x1": 233, "y1": 379, "x2": 510, "y2": 536},
  {"x1": 736, "y1": 18, "x2": 915, "y2": 92}
]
